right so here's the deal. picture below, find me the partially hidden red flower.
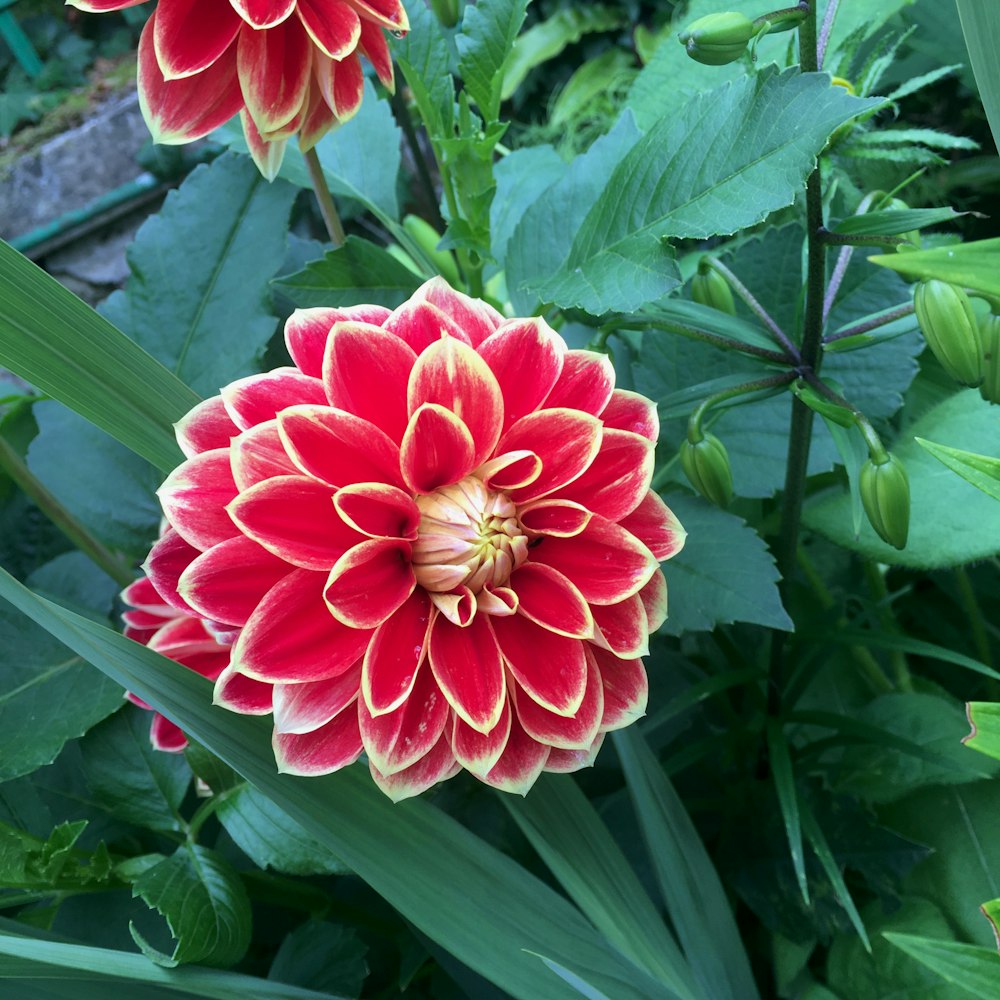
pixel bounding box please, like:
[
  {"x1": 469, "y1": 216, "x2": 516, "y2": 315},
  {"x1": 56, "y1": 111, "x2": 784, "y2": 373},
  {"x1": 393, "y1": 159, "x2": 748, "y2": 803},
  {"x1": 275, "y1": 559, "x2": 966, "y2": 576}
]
[
  {"x1": 67, "y1": 0, "x2": 407, "y2": 177},
  {"x1": 143, "y1": 278, "x2": 685, "y2": 800}
]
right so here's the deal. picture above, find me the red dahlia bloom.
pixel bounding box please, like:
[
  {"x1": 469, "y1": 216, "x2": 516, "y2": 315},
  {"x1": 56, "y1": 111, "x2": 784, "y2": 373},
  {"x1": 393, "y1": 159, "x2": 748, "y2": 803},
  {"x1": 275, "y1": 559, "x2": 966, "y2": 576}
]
[
  {"x1": 143, "y1": 279, "x2": 685, "y2": 799},
  {"x1": 68, "y1": 0, "x2": 406, "y2": 176}
]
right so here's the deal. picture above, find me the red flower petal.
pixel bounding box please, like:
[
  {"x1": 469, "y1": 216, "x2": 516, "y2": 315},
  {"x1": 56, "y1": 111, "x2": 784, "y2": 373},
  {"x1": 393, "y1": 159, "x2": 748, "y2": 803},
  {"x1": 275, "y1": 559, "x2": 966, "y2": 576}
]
[
  {"x1": 272, "y1": 662, "x2": 362, "y2": 734},
  {"x1": 238, "y1": 16, "x2": 313, "y2": 133},
  {"x1": 298, "y1": 79, "x2": 337, "y2": 151},
  {"x1": 600, "y1": 389, "x2": 659, "y2": 442},
  {"x1": 517, "y1": 499, "x2": 591, "y2": 538},
  {"x1": 509, "y1": 563, "x2": 593, "y2": 640},
  {"x1": 591, "y1": 595, "x2": 649, "y2": 659},
  {"x1": 323, "y1": 538, "x2": 415, "y2": 629},
  {"x1": 314, "y1": 51, "x2": 364, "y2": 121},
  {"x1": 417, "y1": 277, "x2": 502, "y2": 347},
  {"x1": 151, "y1": 714, "x2": 188, "y2": 753},
  {"x1": 228, "y1": 474, "x2": 361, "y2": 570},
  {"x1": 544, "y1": 350, "x2": 615, "y2": 414},
  {"x1": 278, "y1": 404, "x2": 404, "y2": 489},
  {"x1": 175, "y1": 396, "x2": 239, "y2": 458},
  {"x1": 478, "y1": 318, "x2": 565, "y2": 431},
  {"x1": 384, "y1": 299, "x2": 471, "y2": 352},
  {"x1": 143, "y1": 528, "x2": 200, "y2": 614},
  {"x1": 344, "y1": 0, "x2": 408, "y2": 31},
  {"x1": 357, "y1": 17, "x2": 394, "y2": 89},
  {"x1": 478, "y1": 712, "x2": 549, "y2": 795},
  {"x1": 178, "y1": 535, "x2": 291, "y2": 625},
  {"x1": 240, "y1": 109, "x2": 287, "y2": 181},
  {"x1": 514, "y1": 650, "x2": 603, "y2": 750},
  {"x1": 232, "y1": 569, "x2": 373, "y2": 682},
  {"x1": 492, "y1": 613, "x2": 586, "y2": 716},
  {"x1": 230, "y1": 420, "x2": 300, "y2": 490},
  {"x1": 121, "y1": 576, "x2": 165, "y2": 613},
  {"x1": 334, "y1": 483, "x2": 419, "y2": 540},
  {"x1": 214, "y1": 665, "x2": 274, "y2": 715},
  {"x1": 429, "y1": 614, "x2": 505, "y2": 734},
  {"x1": 323, "y1": 322, "x2": 416, "y2": 442},
  {"x1": 221, "y1": 369, "x2": 327, "y2": 431},
  {"x1": 297, "y1": 0, "x2": 360, "y2": 59},
  {"x1": 285, "y1": 306, "x2": 391, "y2": 377},
  {"x1": 66, "y1": 0, "x2": 146, "y2": 10},
  {"x1": 591, "y1": 647, "x2": 648, "y2": 731},
  {"x1": 619, "y1": 491, "x2": 687, "y2": 561},
  {"x1": 369, "y1": 731, "x2": 460, "y2": 803},
  {"x1": 476, "y1": 450, "x2": 542, "y2": 492},
  {"x1": 158, "y1": 449, "x2": 239, "y2": 550},
  {"x1": 498, "y1": 408, "x2": 602, "y2": 504},
  {"x1": 451, "y1": 697, "x2": 511, "y2": 776},
  {"x1": 401, "y1": 403, "x2": 476, "y2": 494},
  {"x1": 154, "y1": 0, "x2": 241, "y2": 80},
  {"x1": 229, "y1": 0, "x2": 296, "y2": 28},
  {"x1": 556, "y1": 428, "x2": 654, "y2": 521},
  {"x1": 362, "y1": 589, "x2": 432, "y2": 715},
  {"x1": 531, "y1": 514, "x2": 658, "y2": 606},
  {"x1": 639, "y1": 571, "x2": 668, "y2": 632},
  {"x1": 138, "y1": 13, "x2": 244, "y2": 144},
  {"x1": 273, "y1": 706, "x2": 363, "y2": 776},
  {"x1": 429, "y1": 586, "x2": 476, "y2": 627},
  {"x1": 545, "y1": 732, "x2": 605, "y2": 773}
]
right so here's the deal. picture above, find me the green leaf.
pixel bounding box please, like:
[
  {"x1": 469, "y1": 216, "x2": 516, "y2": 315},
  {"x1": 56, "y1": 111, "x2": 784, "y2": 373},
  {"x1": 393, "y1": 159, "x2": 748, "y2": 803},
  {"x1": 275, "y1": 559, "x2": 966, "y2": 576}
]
[
  {"x1": 641, "y1": 299, "x2": 781, "y2": 353},
  {"x1": 964, "y1": 702, "x2": 1000, "y2": 760},
  {"x1": 269, "y1": 921, "x2": 367, "y2": 998},
  {"x1": 916, "y1": 438, "x2": 1000, "y2": 502},
  {"x1": 491, "y1": 144, "x2": 566, "y2": 263},
  {"x1": 456, "y1": 0, "x2": 529, "y2": 124},
  {"x1": 847, "y1": 128, "x2": 978, "y2": 151},
  {"x1": 392, "y1": 4, "x2": 454, "y2": 140},
  {"x1": 827, "y1": 630, "x2": 1000, "y2": 683},
  {"x1": 0, "y1": 819, "x2": 113, "y2": 889},
  {"x1": 614, "y1": 727, "x2": 761, "y2": 1000},
  {"x1": 884, "y1": 934, "x2": 1000, "y2": 998},
  {"x1": 833, "y1": 207, "x2": 967, "y2": 237},
  {"x1": 272, "y1": 237, "x2": 423, "y2": 310},
  {"x1": 870, "y1": 238, "x2": 1000, "y2": 296},
  {"x1": 0, "y1": 242, "x2": 197, "y2": 473},
  {"x1": 0, "y1": 569, "x2": 679, "y2": 1000},
  {"x1": 805, "y1": 391, "x2": 1000, "y2": 567},
  {"x1": 215, "y1": 784, "x2": 350, "y2": 877},
  {"x1": 78, "y1": 706, "x2": 190, "y2": 834},
  {"x1": 130, "y1": 843, "x2": 251, "y2": 967},
  {"x1": 957, "y1": 0, "x2": 1000, "y2": 153},
  {"x1": 100, "y1": 155, "x2": 296, "y2": 397},
  {"x1": 767, "y1": 720, "x2": 809, "y2": 903},
  {"x1": 657, "y1": 493, "x2": 792, "y2": 634}
]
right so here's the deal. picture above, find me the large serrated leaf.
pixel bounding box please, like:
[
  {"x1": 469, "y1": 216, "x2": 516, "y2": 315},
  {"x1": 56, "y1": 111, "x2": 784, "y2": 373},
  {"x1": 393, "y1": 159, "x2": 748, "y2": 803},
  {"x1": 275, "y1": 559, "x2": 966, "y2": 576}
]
[{"x1": 456, "y1": 0, "x2": 529, "y2": 124}]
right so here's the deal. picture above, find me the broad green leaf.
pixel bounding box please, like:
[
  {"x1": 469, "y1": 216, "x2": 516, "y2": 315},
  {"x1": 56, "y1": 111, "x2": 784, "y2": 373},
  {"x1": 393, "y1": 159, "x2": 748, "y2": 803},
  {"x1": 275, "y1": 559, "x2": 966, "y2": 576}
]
[
  {"x1": 503, "y1": 776, "x2": 702, "y2": 1000},
  {"x1": 657, "y1": 493, "x2": 792, "y2": 634},
  {"x1": 956, "y1": 0, "x2": 1000, "y2": 153},
  {"x1": 130, "y1": 843, "x2": 251, "y2": 967},
  {"x1": 805, "y1": 391, "x2": 1000, "y2": 567},
  {"x1": 78, "y1": 706, "x2": 190, "y2": 834},
  {"x1": 392, "y1": 4, "x2": 454, "y2": 140},
  {"x1": 269, "y1": 921, "x2": 367, "y2": 998},
  {"x1": 531, "y1": 69, "x2": 881, "y2": 314},
  {"x1": 884, "y1": 934, "x2": 1000, "y2": 997},
  {"x1": 640, "y1": 299, "x2": 781, "y2": 353},
  {"x1": 0, "y1": 241, "x2": 197, "y2": 473},
  {"x1": 965, "y1": 702, "x2": 1000, "y2": 761},
  {"x1": 100, "y1": 155, "x2": 296, "y2": 397},
  {"x1": 532, "y1": 956, "x2": 613, "y2": 1000},
  {"x1": 767, "y1": 720, "x2": 809, "y2": 902},
  {"x1": 916, "y1": 438, "x2": 1000, "y2": 502},
  {"x1": 0, "y1": 569, "x2": 679, "y2": 1000},
  {"x1": 491, "y1": 144, "x2": 566, "y2": 263},
  {"x1": 551, "y1": 49, "x2": 638, "y2": 127},
  {"x1": 833, "y1": 207, "x2": 967, "y2": 236},
  {"x1": 456, "y1": 0, "x2": 529, "y2": 124},
  {"x1": 26, "y1": 551, "x2": 121, "y2": 621},
  {"x1": 870, "y1": 238, "x2": 1000, "y2": 296},
  {"x1": 272, "y1": 238, "x2": 423, "y2": 310},
  {"x1": 614, "y1": 728, "x2": 761, "y2": 1000}
]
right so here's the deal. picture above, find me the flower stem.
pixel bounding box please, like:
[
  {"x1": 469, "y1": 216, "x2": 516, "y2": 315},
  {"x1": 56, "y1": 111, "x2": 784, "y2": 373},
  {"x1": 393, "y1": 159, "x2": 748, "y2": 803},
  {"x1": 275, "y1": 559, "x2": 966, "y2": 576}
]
[
  {"x1": 617, "y1": 317, "x2": 793, "y2": 364},
  {"x1": 0, "y1": 432, "x2": 133, "y2": 588},
  {"x1": 822, "y1": 192, "x2": 877, "y2": 322},
  {"x1": 819, "y1": 228, "x2": 909, "y2": 248},
  {"x1": 304, "y1": 147, "x2": 346, "y2": 247},
  {"x1": 824, "y1": 302, "x2": 915, "y2": 344},
  {"x1": 689, "y1": 371, "x2": 797, "y2": 436},
  {"x1": 816, "y1": 0, "x2": 841, "y2": 68}
]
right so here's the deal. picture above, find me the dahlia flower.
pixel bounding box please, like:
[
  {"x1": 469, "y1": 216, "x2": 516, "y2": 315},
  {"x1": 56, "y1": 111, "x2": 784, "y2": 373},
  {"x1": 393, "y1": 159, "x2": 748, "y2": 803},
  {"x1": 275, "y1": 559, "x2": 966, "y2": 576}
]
[
  {"x1": 68, "y1": 0, "x2": 406, "y2": 175},
  {"x1": 142, "y1": 278, "x2": 684, "y2": 799}
]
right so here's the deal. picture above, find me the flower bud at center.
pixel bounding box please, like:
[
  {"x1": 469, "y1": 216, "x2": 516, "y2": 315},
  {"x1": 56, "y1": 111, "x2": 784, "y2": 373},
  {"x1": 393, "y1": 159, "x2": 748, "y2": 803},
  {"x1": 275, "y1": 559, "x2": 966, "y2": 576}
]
[{"x1": 412, "y1": 477, "x2": 529, "y2": 594}]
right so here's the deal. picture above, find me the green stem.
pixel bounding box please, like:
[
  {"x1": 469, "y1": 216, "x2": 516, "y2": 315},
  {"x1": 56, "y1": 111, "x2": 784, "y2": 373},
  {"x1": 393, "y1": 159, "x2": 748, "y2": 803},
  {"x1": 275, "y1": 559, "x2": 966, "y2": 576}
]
[
  {"x1": 303, "y1": 147, "x2": 346, "y2": 247},
  {"x1": 390, "y1": 88, "x2": 445, "y2": 231},
  {"x1": 436, "y1": 157, "x2": 483, "y2": 296},
  {"x1": 819, "y1": 228, "x2": 909, "y2": 248},
  {"x1": 824, "y1": 302, "x2": 915, "y2": 344},
  {"x1": 688, "y1": 371, "x2": 797, "y2": 439},
  {"x1": 799, "y1": 372, "x2": 888, "y2": 461},
  {"x1": 0, "y1": 432, "x2": 133, "y2": 588},
  {"x1": 617, "y1": 317, "x2": 792, "y2": 364},
  {"x1": 863, "y1": 561, "x2": 913, "y2": 691},
  {"x1": 953, "y1": 566, "x2": 993, "y2": 669}
]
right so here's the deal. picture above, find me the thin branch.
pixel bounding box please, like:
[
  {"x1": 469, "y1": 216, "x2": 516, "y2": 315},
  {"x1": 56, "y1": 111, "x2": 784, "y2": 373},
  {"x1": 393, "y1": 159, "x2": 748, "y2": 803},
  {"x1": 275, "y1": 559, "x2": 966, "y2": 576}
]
[
  {"x1": 824, "y1": 302, "x2": 915, "y2": 343},
  {"x1": 303, "y1": 147, "x2": 346, "y2": 247},
  {"x1": 816, "y1": 0, "x2": 841, "y2": 69},
  {"x1": 617, "y1": 317, "x2": 793, "y2": 364}
]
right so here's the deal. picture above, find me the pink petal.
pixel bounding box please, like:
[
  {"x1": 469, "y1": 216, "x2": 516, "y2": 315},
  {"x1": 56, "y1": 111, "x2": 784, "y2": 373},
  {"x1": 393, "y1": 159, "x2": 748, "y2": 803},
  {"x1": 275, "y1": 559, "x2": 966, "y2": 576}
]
[
  {"x1": 344, "y1": 0, "x2": 408, "y2": 31},
  {"x1": 221, "y1": 370, "x2": 327, "y2": 431},
  {"x1": 122, "y1": 575, "x2": 167, "y2": 613},
  {"x1": 277, "y1": 404, "x2": 404, "y2": 489},
  {"x1": 158, "y1": 449, "x2": 239, "y2": 550},
  {"x1": 400, "y1": 403, "x2": 476, "y2": 494},
  {"x1": 476, "y1": 450, "x2": 542, "y2": 492},
  {"x1": 273, "y1": 706, "x2": 363, "y2": 776},
  {"x1": 142, "y1": 527, "x2": 200, "y2": 614},
  {"x1": 517, "y1": 499, "x2": 591, "y2": 538},
  {"x1": 362, "y1": 589, "x2": 432, "y2": 715},
  {"x1": 232, "y1": 569, "x2": 373, "y2": 682},
  {"x1": 428, "y1": 614, "x2": 505, "y2": 734},
  {"x1": 241, "y1": 110, "x2": 287, "y2": 181},
  {"x1": 514, "y1": 650, "x2": 603, "y2": 750},
  {"x1": 229, "y1": 0, "x2": 296, "y2": 29},
  {"x1": 297, "y1": 0, "x2": 360, "y2": 59},
  {"x1": 151, "y1": 713, "x2": 188, "y2": 753},
  {"x1": 384, "y1": 299, "x2": 471, "y2": 352},
  {"x1": 323, "y1": 322, "x2": 416, "y2": 442},
  {"x1": 497, "y1": 408, "x2": 602, "y2": 504},
  {"x1": 369, "y1": 731, "x2": 460, "y2": 803},
  {"x1": 509, "y1": 563, "x2": 593, "y2": 639},
  {"x1": 477, "y1": 318, "x2": 565, "y2": 430},
  {"x1": 531, "y1": 514, "x2": 658, "y2": 605},
  {"x1": 314, "y1": 51, "x2": 364, "y2": 121},
  {"x1": 334, "y1": 483, "x2": 419, "y2": 540},
  {"x1": 175, "y1": 396, "x2": 239, "y2": 458},
  {"x1": 639, "y1": 571, "x2": 668, "y2": 632},
  {"x1": 600, "y1": 389, "x2": 659, "y2": 442},
  {"x1": 66, "y1": 0, "x2": 146, "y2": 10},
  {"x1": 323, "y1": 538, "x2": 415, "y2": 629},
  {"x1": 619, "y1": 491, "x2": 687, "y2": 561},
  {"x1": 272, "y1": 662, "x2": 362, "y2": 734},
  {"x1": 543, "y1": 351, "x2": 615, "y2": 414},
  {"x1": 591, "y1": 647, "x2": 648, "y2": 731},
  {"x1": 451, "y1": 697, "x2": 511, "y2": 776},
  {"x1": 214, "y1": 664, "x2": 274, "y2": 715},
  {"x1": 478, "y1": 712, "x2": 549, "y2": 795},
  {"x1": 230, "y1": 420, "x2": 299, "y2": 490},
  {"x1": 418, "y1": 277, "x2": 502, "y2": 348},
  {"x1": 545, "y1": 732, "x2": 605, "y2": 773},
  {"x1": 154, "y1": 0, "x2": 241, "y2": 80},
  {"x1": 298, "y1": 79, "x2": 337, "y2": 151},
  {"x1": 591, "y1": 595, "x2": 649, "y2": 659},
  {"x1": 556, "y1": 428, "x2": 654, "y2": 521},
  {"x1": 357, "y1": 17, "x2": 394, "y2": 89},
  {"x1": 285, "y1": 306, "x2": 391, "y2": 377},
  {"x1": 238, "y1": 17, "x2": 313, "y2": 133},
  {"x1": 492, "y1": 613, "x2": 586, "y2": 716},
  {"x1": 228, "y1": 474, "x2": 361, "y2": 570}
]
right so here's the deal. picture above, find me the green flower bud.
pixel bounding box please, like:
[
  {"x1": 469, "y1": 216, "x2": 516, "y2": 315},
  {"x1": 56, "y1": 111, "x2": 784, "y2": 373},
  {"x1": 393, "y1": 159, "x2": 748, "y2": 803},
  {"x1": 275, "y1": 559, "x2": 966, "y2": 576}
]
[
  {"x1": 678, "y1": 12, "x2": 755, "y2": 65},
  {"x1": 691, "y1": 266, "x2": 736, "y2": 315},
  {"x1": 979, "y1": 312, "x2": 1000, "y2": 405},
  {"x1": 860, "y1": 454, "x2": 910, "y2": 550},
  {"x1": 914, "y1": 279, "x2": 984, "y2": 387},
  {"x1": 680, "y1": 433, "x2": 734, "y2": 507}
]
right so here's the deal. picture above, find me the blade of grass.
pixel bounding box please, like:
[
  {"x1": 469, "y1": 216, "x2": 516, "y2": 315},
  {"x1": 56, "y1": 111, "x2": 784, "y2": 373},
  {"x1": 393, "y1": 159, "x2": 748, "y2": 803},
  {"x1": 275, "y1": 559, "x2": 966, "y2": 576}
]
[
  {"x1": 766, "y1": 718, "x2": 809, "y2": 904},
  {"x1": 885, "y1": 933, "x2": 1000, "y2": 997},
  {"x1": 957, "y1": 0, "x2": 1000, "y2": 152}
]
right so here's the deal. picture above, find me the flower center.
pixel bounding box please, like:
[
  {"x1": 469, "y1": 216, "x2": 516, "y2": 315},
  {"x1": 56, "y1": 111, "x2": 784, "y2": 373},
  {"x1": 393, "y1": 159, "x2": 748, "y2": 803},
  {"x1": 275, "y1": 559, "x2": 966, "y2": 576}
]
[{"x1": 411, "y1": 476, "x2": 528, "y2": 594}]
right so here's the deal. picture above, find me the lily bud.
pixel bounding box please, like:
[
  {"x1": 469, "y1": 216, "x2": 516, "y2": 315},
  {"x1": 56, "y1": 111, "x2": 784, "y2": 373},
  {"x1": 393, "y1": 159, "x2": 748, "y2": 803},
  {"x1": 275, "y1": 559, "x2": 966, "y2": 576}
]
[
  {"x1": 860, "y1": 454, "x2": 910, "y2": 550},
  {"x1": 691, "y1": 265, "x2": 736, "y2": 315},
  {"x1": 979, "y1": 312, "x2": 1000, "y2": 405},
  {"x1": 914, "y1": 279, "x2": 984, "y2": 387},
  {"x1": 680, "y1": 433, "x2": 734, "y2": 508},
  {"x1": 678, "y1": 12, "x2": 755, "y2": 65}
]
